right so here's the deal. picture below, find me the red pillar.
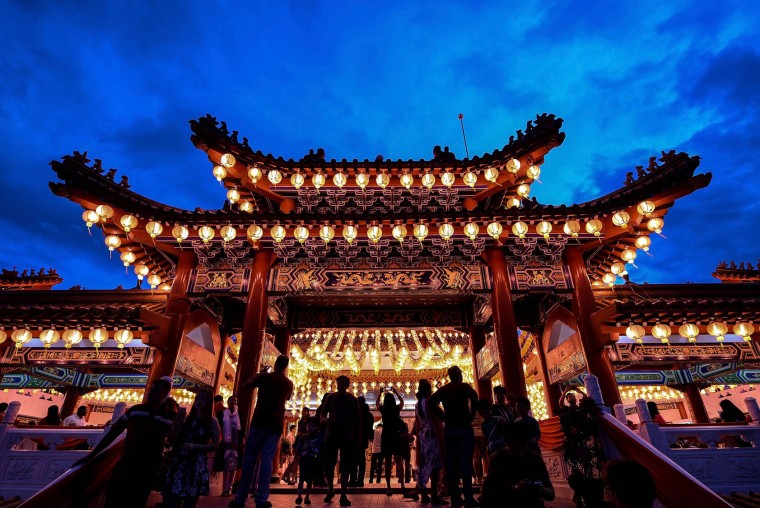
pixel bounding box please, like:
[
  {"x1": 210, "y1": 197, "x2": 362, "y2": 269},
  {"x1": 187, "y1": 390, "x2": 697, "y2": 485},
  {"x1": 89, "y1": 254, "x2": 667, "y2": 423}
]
[
  {"x1": 274, "y1": 327, "x2": 290, "y2": 357},
  {"x1": 214, "y1": 335, "x2": 230, "y2": 396},
  {"x1": 145, "y1": 250, "x2": 198, "y2": 397},
  {"x1": 563, "y1": 247, "x2": 622, "y2": 407},
  {"x1": 534, "y1": 332, "x2": 562, "y2": 417},
  {"x1": 485, "y1": 248, "x2": 527, "y2": 398},
  {"x1": 235, "y1": 250, "x2": 274, "y2": 431},
  {"x1": 60, "y1": 388, "x2": 83, "y2": 419},
  {"x1": 679, "y1": 383, "x2": 710, "y2": 423},
  {"x1": 469, "y1": 325, "x2": 492, "y2": 402}
]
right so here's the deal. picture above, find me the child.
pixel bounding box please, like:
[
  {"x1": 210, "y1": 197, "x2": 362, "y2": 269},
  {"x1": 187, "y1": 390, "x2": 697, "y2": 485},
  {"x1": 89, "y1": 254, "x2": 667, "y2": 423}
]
[{"x1": 295, "y1": 417, "x2": 321, "y2": 505}]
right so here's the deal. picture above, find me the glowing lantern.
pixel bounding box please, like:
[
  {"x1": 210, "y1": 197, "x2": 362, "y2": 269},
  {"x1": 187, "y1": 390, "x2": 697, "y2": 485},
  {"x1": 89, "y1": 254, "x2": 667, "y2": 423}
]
[
  {"x1": 342, "y1": 224, "x2": 358, "y2": 244},
  {"x1": 464, "y1": 222, "x2": 480, "y2": 241},
  {"x1": 146, "y1": 221, "x2": 163, "y2": 238},
  {"x1": 733, "y1": 322, "x2": 754, "y2": 342},
  {"x1": 120, "y1": 251, "x2": 136, "y2": 267},
  {"x1": 612, "y1": 211, "x2": 630, "y2": 228},
  {"x1": 11, "y1": 329, "x2": 32, "y2": 348},
  {"x1": 463, "y1": 171, "x2": 477, "y2": 188},
  {"x1": 441, "y1": 172, "x2": 455, "y2": 188},
  {"x1": 438, "y1": 223, "x2": 454, "y2": 241},
  {"x1": 238, "y1": 201, "x2": 254, "y2": 213},
  {"x1": 134, "y1": 264, "x2": 149, "y2": 280},
  {"x1": 376, "y1": 172, "x2": 390, "y2": 189},
  {"x1": 88, "y1": 328, "x2": 109, "y2": 349},
  {"x1": 527, "y1": 165, "x2": 541, "y2": 180},
  {"x1": 271, "y1": 225, "x2": 287, "y2": 243},
  {"x1": 625, "y1": 324, "x2": 645, "y2": 344},
  {"x1": 319, "y1": 225, "x2": 335, "y2": 244},
  {"x1": 312, "y1": 172, "x2": 326, "y2": 190},
  {"x1": 226, "y1": 188, "x2": 241, "y2": 204},
  {"x1": 635, "y1": 236, "x2": 652, "y2": 251},
  {"x1": 678, "y1": 323, "x2": 699, "y2": 343},
  {"x1": 487, "y1": 221, "x2": 503, "y2": 240},
  {"x1": 647, "y1": 218, "x2": 664, "y2": 234},
  {"x1": 421, "y1": 172, "x2": 435, "y2": 189},
  {"x1": 220, "y1": 225, "x2": 237, "y2": 243},
  {"x1": 516, "y1": 184, "x2": 531, "y2": 198},
  {"x1": 172, "y1": 225, "x2": 188, "y2": 244},
  {"x1": 602, "y1": 272, "x2": 617, "y2": 287},
  {"x1": 585, "y1": 219, "x2": 603, "y2": 237},
  {"x1": 0, "y1": 330, "x2": 5, "y2": 344},
  {"x1": 707, "y1": 321, "x2": 728, "y2": 343},
  {"x1": 356, "y1": 171, "x2": 370, "y2": 189},
  {"x1": 563, "y1": 220, "x2": 581, "y2": 237},
  {"x1": 484, "y1": 167, "x2": 499, "y2": 183},
  {"x1": 400, "y1": 172, "x2": 414, "y2": 190},
  {"x1": 119, "y1": 214, "x2": 138, "y2": 233},
  {"x1": 536, "y1": 221, "x2": 552, "y2": 240},
  {"x1": 113, "y1": 329, "x2": 134, "y2": 349},
  {"x1": 212, "y1": 165, "x2": 227, "y2": 181},
  {"x1": 95, "y1": 205, "x2": 114, "y2": 222},
  {"x1": 506, "y1": 158, "x2": 521, "y2": 173},
  {"x1": 198, "y1": 226, "x2": 215, "y2": 244},
  {"x1": 105, "y1": 235, "x2": 121, "y2": 257},
  {"x1": 610, "y1": 262, "x2": 627, "y2": 276},
  {"x1": 512, "y1": 221, "x2": 529, "y2": 239},
  {"x1": 621, "y1": 248, "x2": 637, "y2": 264},
  {"x1": 367, "y1": 225, "x2": 383, "y2": 244},
  {"x1": 39, "y1": 328, "x2": 60, "y2": 348},
  {"x1": 652, "y1": 323, "x2": 672, "y2": 344},
  {"x1": 392, "y1": 224, "x2": 407, "y2": 243},
  {"x1": 333, "y1": 171, "x2": 347, "y2": 188},
  {"x1": 247, "y1": 224, "x2": 263, "y2": 243},
  {"x1": 82, "y1": 210, "x2": 99, "y2": 229},
  {"x1": 147, "y1": 274, "x2": 162, "y2": 289},
  {"x1": 637, "y1": 200, "x2": 656, "y2": 218},
  {"x1": 413, "y1": 223, "x2": 429, "y2": 243},
  {"x1": 268, "y1": 169, "x2": 282, "y2": 185},
  {"x1": 220, "y1": 153, "x2": 236, "y2": 168},
  {"x1": 62, "y1": 329, "x2": 83, "y2": 348},
  {"x1": 504, "y1": 197, "x2": 521, "y2": 209},
  {"x1": 294, "y1": 225, "x2": 310, "y2": 244},
  {"x1": 248, "y1": 165, "x2": 263, "y2": 184}
]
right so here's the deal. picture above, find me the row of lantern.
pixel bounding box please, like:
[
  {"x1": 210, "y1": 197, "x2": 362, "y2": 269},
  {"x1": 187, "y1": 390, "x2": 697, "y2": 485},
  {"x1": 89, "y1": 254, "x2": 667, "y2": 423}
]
[
  {"x1": 0, "y1": 327, "x2": 136, "y2": 349},
  {"x1": 624, "y1": 321, "x2": 755, "y2": 344},
  {"x1": 213, "y1": 152, "x2": 534, "y2": 190}
]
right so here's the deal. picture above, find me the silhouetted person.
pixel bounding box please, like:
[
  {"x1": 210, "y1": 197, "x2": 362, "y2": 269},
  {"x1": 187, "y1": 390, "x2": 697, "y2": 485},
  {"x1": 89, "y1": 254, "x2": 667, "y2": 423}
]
[
  {"x1": 322, "y1": 375, "x2": 360, "y2": 506},
  {"x1": 604, "y1": 459, "x2": 656, "y2": 508},
  {"x1": 646, "y1": 402, "x2": 667, "y2": 425},
  {"x1": 349, "y1": 395, "x2": 373, "y2": 487},
  {"x1": 63, "y1": 405, "x2": 88, "y2": 426},
  {"x1": 39, "y1": 404, "x2": 61, "y2": 426},
  {"x1": 719, "y1": 399, "x2": 746, "y2": 422},
  {"x1": 376, "y1": 386, "x2": 411, "y2": 497}
]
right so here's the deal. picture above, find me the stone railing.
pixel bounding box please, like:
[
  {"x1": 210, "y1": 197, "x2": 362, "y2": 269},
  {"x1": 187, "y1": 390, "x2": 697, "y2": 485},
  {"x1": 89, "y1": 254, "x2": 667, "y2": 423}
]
[
  {"x1": 0, "y1": 401, "x2": 126, "y2": 499},
  {"x1": 628, "y1": 396, "x2": 760, "y2": 494}
]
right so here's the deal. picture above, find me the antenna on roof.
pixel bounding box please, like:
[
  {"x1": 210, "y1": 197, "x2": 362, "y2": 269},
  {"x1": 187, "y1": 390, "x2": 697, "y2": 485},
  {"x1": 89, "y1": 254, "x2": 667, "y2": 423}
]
[{"x1": 458, "y1": 113, "x2": 470, "y2": 159}]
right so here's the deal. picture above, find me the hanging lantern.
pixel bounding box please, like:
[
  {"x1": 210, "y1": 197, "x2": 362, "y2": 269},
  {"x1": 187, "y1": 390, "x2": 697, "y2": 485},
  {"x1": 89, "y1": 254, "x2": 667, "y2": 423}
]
[
  {"x1": 506, "y1": 158, "x2": 521, "y2": 173},
  {"x1": 11, "y1": 329, "x2": 32, "y2": 348},
  {"x1": 81, "y1": 210, "x2": 99, "y2": 228},
  {"x1": 247, "y1": 224, "x2": 263, "y2": 243},
  {"x1": 527, "y1": 165, "x2": 541, "y2": 180},
  {"x1": 248, "y1": 165, "x2": 263, "y2": 184},
  {"x1": 213, "y1": 165, "x2": 227, "y2": 181},
  {"x1": 612, "y1": 211, "x2": 630, "y2": 228},
  {"x1": 220, "y1": 153, "x2": 236, "y2": 168},
  {"x1": 62, "y1": 329, "x2": 83, "y2": 348},
  {"x1": 637, "y1": 200, "x2": 656, "y2": 218},
  {"x1": 635, "y1": 235, "x2": 652, "y2": 251},
  {"x1": 392, "y1": 224, "x2": 407, "y2": 243},
  {"x1": 294, "y1": 225, "x2": 310, "y2": 244},
  {"x1": 511, "y1": 221, "x2": 528, "y2": 239},
  {"x1": 536, "y1": 221, "x2": 552, "y2": 240},
  {"x1": 602, "y1": 272, "x2": 617, "y2": 287},
  {"x1": 438, "y1": 223, "x2": 454, "y2": 241},
  {"x1": 226, "y1": 188, "x2": 241, "y2": 204},
  {"x1": 376, "y1": 171, "x2": 390, "y2": 189},
  {"x1": 707, "y1": 321, "x2": 728, "y2": 343},
  {"x1": 105, "y1": 235, "x2": 121, "y2": 256},
  {"x1": 356, "y1": 171, "x2": 370, "y2": 190},
  {"x1": 733, "y1": 322, "x2": 754, "y2": 342},
  {"x1": 400, "y1": 171, "x2": 414, "y2": 190},
  {"x1": 147, "y1": 274, "x2": 162, "y2": 289},
  {"x1": 585, "y1": 219, "x2": 603, "y2": 237},
  {"x1": 652, "y1": 323, "x2": 672, "y2": 344},
  {"x1": 146, "y1": 221, "x2": 163, "y2": 238},
  {"x1": 625, "y1": 324, "x2": 645, "y2": 344},
  {"x1": 312, "y1": 172, "x2": 326, "y2": 190},
  {"x1": 319, "y1": 225, "x2": 335, "y2": 244},
  {"x1": 271, "y1": 225, "x2": 287, "y2": 243},
  {"x1": 119, "y1": 214, "x2": 138, "y2": 233},
  {"x1": 504, "y1": 197, "x2": 521, "y2": 209},
  {"x1": 441, "y1": 171, "x2": 455, "y2": 188},
  {"x1": 464, "y1": 222, "x2": 480, "y2": 241},
  {"x1": 678, "y1": 323, "x2": 699, "y2": 343},
  {"x1": 95, "y1": 205, "x2": 114, "y2": 222},
  {"x1": 367, "y1": 225, "x2": 383, "y2": 244},
  {"x1": 484, "y1": 167, "x2": 499, "y2": 183},
  {"x1": 516, "y1": 184, "x2": 531, "y2": 198},
  {"x1": 342, "y1": 224, "x2": 358, "y2": 244},
  {"x1": 134, "y1": 263, "x2": 149, "y2": 281},
  {"x1": 238, "y1": 201, "x2": 254, "y2": 213},
  {"x1": 421, "y1": 172, "x2": 435, "y2": 189},
  {"x1": 487, "y1": 221, "x2": 503, "y2": 240},
  {"x1": 220, "y1": 225, "x2": 237, "y2": 243},
  {"x1": 268, "y1": 169, "x2": 283, "y2": 185},
  {"x1": 647, "y1": 218, "x2": 664, "y2": 234},
  {"x1": 198, "y1": 226, "x2": 215, "y2": 244},
  {"x1": 610, "y1": 261, "x2": 627, "y2": 276},
  {"x1": 113, "y1": 329, "x2": 134, "y2": 349},
  {"x1": 333, "y1": 171, "x2": 347, "y2": 188},
  {"x1": 120, "y1": 251, "x2": 136, "y2": 267},
  {"x1": 413, "y1": 223, "x2": 429, "y2": 243},
  {"x1": 463, "y1": 171, "x2": 477, "y2": 188},
  {"x1": 563, "y1": 220, "x2": 581, "y2": 237},
  {"x1": 39, "y1": 328, "x2": 60, "y2": 348},
  {"x1": 172, "y1": 225, "x2": 189, "y2": 243},
  {"x1": 0, "y1": 329, "x2": 5, "y2": 344},
  {"x1": 88, "y1": 328, "x2": 109, "y2": 349},
  {"x1": 621, "y1": 248, "x2": 637, "y2": 264}
]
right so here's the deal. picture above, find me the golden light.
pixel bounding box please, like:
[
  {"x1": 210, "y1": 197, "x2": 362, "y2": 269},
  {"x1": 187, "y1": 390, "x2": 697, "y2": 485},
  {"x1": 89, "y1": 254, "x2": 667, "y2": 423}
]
[
  {"x1": 621, "y1": 248, "x2": 637, "y2": 264},
  {"x1": 463, "y1": 171, "x2": 477, "y2": 188},
  {"x1": 62, "y1": 329, "x2": 83, "y2": 348},
  {"x1": 400, "y1": 172, "x2": 414, "y2": 190},
  {"x1": 487, "y1": 221, "x2": 503, "y2": 240},
  {"x1": 220, "y1": 153, "x2": 237, "y2": 168},
  {"x1": 289, "y1": 173, "x2": 304, "y2": 189},
  {"x1": 602, "y1": 272, "x2": 616, "y2": 287},
  {"x1": 563, "y1": 220, "x2": 581, "y2": 237},
  {"x1": 213, "y1": 165, "x2": 227, "y2": 181},
  {"x1": 95, "y1": 205, "x2": 114, "y2": 222},
  {"x1": 512, "y1": 221, "x2": 528, "y2": 239},
  {"x1": 312, "y1": 172, "x2": 326, "y2": 190},
  {"x1": 82, "y1": 210, "x2": 99, "y2": 228},
  {"x1": 356, "y1": 171, "x2": 370, "y2": 189},
  {"x1": 147, "y1": 274, "x2": 162, "y2": 289},
  {"x1": 392, "y1": 224, "x2": 407, "y2": 243},
  {"x1": 678, "y1": 323, "x2": 699, "y2": 343},
  {"x1": 734, "y1": 322, "x2": 754, "y2": 342},
  {"x1": 248, "y1": 165, "x2": 263, "y2": 184},
  {"x1": 120, "y1": 251, "x2": 136, "y2": 267},
  {"x1": 319, "y1": 225, "x2": 335, "y2": 244},
  {"x1": 294, "y1": 225, "x2": 310, "y2": 244},
  {"x1": 527, "y1": 165, "x2": 541, "y2": 180},
  {"x1": 516, "y1": 184, "x2": 531, "y2": 198},
  {"x1": 536, "y1": 221, "x2": 552, "y2": 240},
  {"x1": 625, "y1": 324, "x2": 645, "y2": 344},
  {"x1": 333, "y1": 171, "x2": 347, "y2": 188},
  {"x1": 342, "y1": 224, "x2": 358, "y2": 244},
  {"x1": 105, "y1": 235, "x2": 121, "y2": 255},
  {"x1": 635, "y1": 235, "x2": 652, "y2": 251},
  {"x1": 119, "y1": 214, "x2": 138, "y2": 232},
  {"x1": 376, "y1": 171, "x2": 390, "y2": 189},
  {"x1": 226, "y1": 188, "x2": 241, "y2": 204},
  {"x1": 652, "y1": 323, "x2": 672, "y2": 344},
  {"x1": 247, "y1": 224, "x2": 264, "y2": 243},
  {"x1": 146, "y1": 221, "x2": 163, "y2": 238},
  {"x1": 421, "y1": 172, "x2": 436, "y2": 189},
  {"x1": 413, "y1": 223, "x2": 429, "y2": 243},
  {"x1": 484, "y1": 167, "x2": 499, "y2": 183},
  {"x1": 198, "y1": 226, "x2": 215, "y2": 244},
  {"x1": 441, "y1": 172, "x2": 455, "y2": 188},
  {"x1": 367, "y1": 225, "x2": 383, "y2": 243},
  {"x1": 504, "y1": 197, "x2": 521, "y2": 209},
  {"x1": 11, "y1": 329, "x2": 32, "y2": 349},
  {"x1": 637, "y1": 200, "x2": 656, "y2": 218},
  {"x1": 506, "y1": 158, "x2": 521, "y2": 173},
  {"x1": 464, "y1": 222, "x2": 480, "y2": 241},
  {"x1": 39, "y1": 328, "x2": 60, "y2": 348},
  {"x1": 134, "y1": 264, "x2": 149, "y2": 280},
  {"x1": 585, "y1": 219, "x2": 603, "y2": 237},
  {"x1": 612, "y1": 211, "x2": 630, "y2": 228},
  {"x1": 268, "y1": 169, "x2": 283, "y2": 185},
  {"x1": 88, "y1": 328, "x2": 109, "y2": 349},
  {"x1": 172, "y1": 225, "x2": 189, "y2": 244},
  {"x1": 239, "y1": 201, "x2": 254, "y2": 213},
  {"x1": 610, "y1": 261, "x2": 627, "y2": 276},
  {"x1": 707, "y1": 321, "x2": 728, "y2": 343},
  {"x1": 647, "y1": 218, "x2": 664, "y2": 234},
  {"x1": 438, "y1": 223, "x2": 454, "y2": 241},
  {"x1": 113, "y1": 329, "x2": 134, "y2": 349},
  {"x1": 0, "y1": 330, "x2": 5, "y2": 344},
  {"x1": 220, "y1": 225, "x2": 237, "y2": 243}
]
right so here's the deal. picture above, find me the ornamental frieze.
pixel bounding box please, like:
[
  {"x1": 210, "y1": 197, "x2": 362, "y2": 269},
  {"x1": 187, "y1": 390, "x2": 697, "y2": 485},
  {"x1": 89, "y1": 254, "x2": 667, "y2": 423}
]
[
  {"x1": 508, "y1": 265, "x2": 571, "y2": 291},
  {"x1": 291, "y1": 307, "x2": 467, "y2": 330},
  {"x1": 1, "y1": 347, "x2": 153, "y2": 367},
  {"x1": 176, "y1": 355, "x2": 214, "y2": 386},
  {"x1": 190, "y1": 267, "x2": 249, "y2": 293},
  {"x1": 611, "y1": 342, "x2": 760, "y2": 364}
]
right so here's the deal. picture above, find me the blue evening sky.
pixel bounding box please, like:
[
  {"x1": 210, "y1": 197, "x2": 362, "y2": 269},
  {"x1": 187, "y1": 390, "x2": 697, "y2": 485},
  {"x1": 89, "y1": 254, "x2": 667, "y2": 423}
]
[{"x1": 1, "y1": 1, "x2": 758, "y2": 289}]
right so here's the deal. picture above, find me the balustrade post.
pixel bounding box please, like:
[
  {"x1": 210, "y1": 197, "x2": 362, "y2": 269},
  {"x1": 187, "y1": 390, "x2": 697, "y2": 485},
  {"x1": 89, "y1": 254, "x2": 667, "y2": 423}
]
[
  {"x1": 613, "y1": 403, "x2": 627, "y2": 425},
  {"x1": 635, "y1": 398, "x2": 668, "y2": 451},
  {"x1": 746, "y1": 397, "x2": 760, "y2": 427},
  {"x1": 0, "y1": 401, "x2": 21, "y2": 448},
  {"x1": 584, "y1": 374, "x2": 610, "y2": 414}
]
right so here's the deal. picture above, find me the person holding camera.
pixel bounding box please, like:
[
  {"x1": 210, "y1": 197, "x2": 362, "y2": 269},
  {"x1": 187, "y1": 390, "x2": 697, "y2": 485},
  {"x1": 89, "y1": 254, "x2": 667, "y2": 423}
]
[{"x1": 375, "y1": 385, "x2": 411, "y2": 497}]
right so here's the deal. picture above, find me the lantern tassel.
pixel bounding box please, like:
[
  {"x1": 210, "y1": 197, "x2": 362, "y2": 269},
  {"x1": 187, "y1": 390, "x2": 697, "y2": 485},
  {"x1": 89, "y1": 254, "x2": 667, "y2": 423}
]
[
  {"x1": 87, "y1": 225, "x2": 92, "y2": 236},
  {"x1": 657, "y1": 232, "x2": 667, "y2": 239},
  {"x1": 645, "y1": 250, "x2": 653, "y2": 257}
]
